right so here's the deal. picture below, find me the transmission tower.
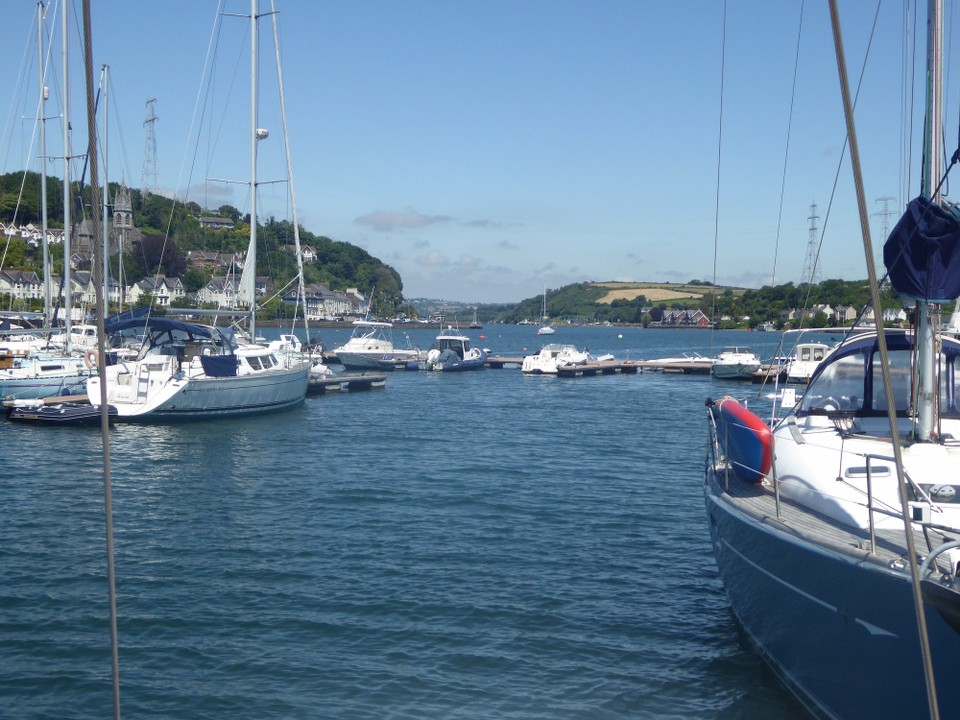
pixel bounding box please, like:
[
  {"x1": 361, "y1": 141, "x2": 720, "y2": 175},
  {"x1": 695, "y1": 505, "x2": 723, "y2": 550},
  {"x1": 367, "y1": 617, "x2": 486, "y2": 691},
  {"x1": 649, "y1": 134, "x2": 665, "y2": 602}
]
[
  {"x1": 873, "y1": 196, "x2": 897, "y2": 276},
  {"x1": 801, "y1": 201, "x2": 821, "y2": 286},
  {"x1": 142, "y1": 97, "x2": 158, "y2": 195}
]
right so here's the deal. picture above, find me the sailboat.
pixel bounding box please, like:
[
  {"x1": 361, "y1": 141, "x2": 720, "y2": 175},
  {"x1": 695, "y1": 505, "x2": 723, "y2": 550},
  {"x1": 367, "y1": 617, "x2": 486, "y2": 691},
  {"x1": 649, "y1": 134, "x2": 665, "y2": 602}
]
[
  {"x1": 86, "y1": 0, "x2": 310, "y2": 421},
  {"x1": 0, "y1": 1, "x2": 93, "y2": 405},
  {"x1": 536, "y1": 287, "x2": 555, "y2": 335},
  {"x1": 704, "y1": 3, "x2": 960, "y2": 718}
]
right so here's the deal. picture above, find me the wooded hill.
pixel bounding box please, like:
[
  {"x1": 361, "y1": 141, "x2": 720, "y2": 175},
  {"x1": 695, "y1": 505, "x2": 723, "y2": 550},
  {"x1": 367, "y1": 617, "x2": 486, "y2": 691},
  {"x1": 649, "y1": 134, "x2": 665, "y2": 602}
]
[
  {"x1": 0, "y1": 171, "x2": 409, "y2": 316},
  {"x1": 480, "y1": 280, "x2": 903, "y2": 328}
]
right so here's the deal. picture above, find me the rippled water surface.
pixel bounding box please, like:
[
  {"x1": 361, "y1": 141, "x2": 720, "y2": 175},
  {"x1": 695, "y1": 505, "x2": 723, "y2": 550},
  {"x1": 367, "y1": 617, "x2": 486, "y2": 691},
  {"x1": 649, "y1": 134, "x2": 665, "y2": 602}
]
[{"x1": 1, "y1": 327, "x2": 810, "y2": 719}]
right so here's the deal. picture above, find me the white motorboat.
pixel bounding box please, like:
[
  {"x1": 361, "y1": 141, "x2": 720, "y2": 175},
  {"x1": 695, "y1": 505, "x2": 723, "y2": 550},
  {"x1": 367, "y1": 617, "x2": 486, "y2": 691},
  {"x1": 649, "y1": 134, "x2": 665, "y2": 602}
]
[
  {"x1": 784, "y1": 340, "x2": 832, "y2": 384},
  {"x1": 710, "y1": 346, "x2": 760, "y2": 380},
  {"x1": 420, "y1": 327, "x2": 487, "y2": 371},
  {"x1": 333, "y1": 320, "x2": 421, "y2": 370},
  {"x1": 521, "y1": 343, "x2": 589, "y2": 374}
]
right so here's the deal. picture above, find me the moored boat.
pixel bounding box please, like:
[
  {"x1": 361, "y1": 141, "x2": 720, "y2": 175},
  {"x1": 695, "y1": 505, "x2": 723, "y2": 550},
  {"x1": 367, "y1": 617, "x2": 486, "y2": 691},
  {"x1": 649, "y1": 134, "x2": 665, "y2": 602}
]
[
  {"x1": 333, "y1": 319, "x2": 422, "y2": 370},
  {"x1": 784, "y1": 340, "x2": 832, "y2": 384},
  {"x1": 86, "y1": 316, "x2": 310, "y2": 421},
  {"x1": 704, "y1": 4, "x2": 960, "y2": 717},
  {"x1": 710, "y1": 346, "x2": 761, "y2": 380},
  {"x1": 0, "y1": 353, "x2": 92, "y2": 401},
  {"x1": 521, "y1": 343, "x2": 589, "y2": 374},
  {"x1": 7, "y1": 398, "x2": 117, "y2": 425},
  {"x1": 419, "y1": 327, "x2": 487, "y2": 372}
]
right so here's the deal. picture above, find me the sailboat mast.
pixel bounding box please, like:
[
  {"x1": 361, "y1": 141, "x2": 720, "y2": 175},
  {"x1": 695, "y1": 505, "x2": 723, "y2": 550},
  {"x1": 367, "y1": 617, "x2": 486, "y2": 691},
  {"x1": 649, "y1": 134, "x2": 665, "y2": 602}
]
[
  {"x1": 101, "y1": 64, "x2": 109, "y2": 313},
  {"x1": 917, "y1": 0, "x2": 943, "y2": 442},
  {"x1": 37, "y1": 1, "x2": 52, "y2": 326},
  {"x1": 61, "y1": 0, "x2": 71, "y2": 353},
  {"x1": 249, "y1": 0, "x2": 259, "y2": 341}
]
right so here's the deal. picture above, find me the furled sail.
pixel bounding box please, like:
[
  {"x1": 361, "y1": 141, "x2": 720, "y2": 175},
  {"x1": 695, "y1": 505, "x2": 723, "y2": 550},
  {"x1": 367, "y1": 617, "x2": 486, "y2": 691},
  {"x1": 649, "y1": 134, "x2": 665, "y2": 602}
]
[{"x1": 883, "y1": 196, "x2": 960, "y2": 303}]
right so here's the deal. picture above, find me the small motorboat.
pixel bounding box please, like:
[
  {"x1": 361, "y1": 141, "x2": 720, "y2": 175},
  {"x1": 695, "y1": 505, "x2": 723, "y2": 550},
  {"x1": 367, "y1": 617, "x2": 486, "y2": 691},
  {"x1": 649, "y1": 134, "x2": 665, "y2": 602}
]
[
  {"x1": 420, "y1": 328, "x2": 487, "y2": 372},
  {"x1": 7, "y1": 399, "x2": 118, "y2": 425}
]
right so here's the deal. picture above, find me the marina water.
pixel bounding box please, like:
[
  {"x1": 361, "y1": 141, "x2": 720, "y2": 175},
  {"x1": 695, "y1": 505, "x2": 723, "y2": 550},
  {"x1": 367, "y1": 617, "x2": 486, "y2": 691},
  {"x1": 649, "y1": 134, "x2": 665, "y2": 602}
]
[{"x1": 1, "y1": 326, "x2": 810, "y2": 719}]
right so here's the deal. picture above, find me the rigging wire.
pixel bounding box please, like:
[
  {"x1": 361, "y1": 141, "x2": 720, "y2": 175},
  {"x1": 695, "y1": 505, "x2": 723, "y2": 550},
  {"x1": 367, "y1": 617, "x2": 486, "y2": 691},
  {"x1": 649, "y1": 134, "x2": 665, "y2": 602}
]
[
  {"x1": 709, "y1": 0, "x2": 726, "y2": 370},
  {"x1": 903, "y1": 1, "x2": 919, "y2": 206},
  {"x1": 829, "y1": 2, "x2": 939, "y2": 717},
  {"x1": 770, "y1": 0, "x2": 806, "y2": 287},
  {"x1": 798, "y1": 0, "x2": 884, "y2": 328}
]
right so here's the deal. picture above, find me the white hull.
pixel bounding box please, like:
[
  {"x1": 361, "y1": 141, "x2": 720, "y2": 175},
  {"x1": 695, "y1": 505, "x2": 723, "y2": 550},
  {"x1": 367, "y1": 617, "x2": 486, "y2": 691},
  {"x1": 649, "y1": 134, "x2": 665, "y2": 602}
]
[
  {"x1": 88, "y1": 357, "x2": 310, "y2": 420},
  {"x1": 0, "y1": 356, "x2": 91, "y2": 400},
  {"x1": 710, "y1": 362, "x2": 759, "y2": 380},
  {"x1": 521, "y1": 343, "x2": 590, "y2": 374},
  {"x1": 336, "y1": 349, "x2": 420, "y2": 370}
]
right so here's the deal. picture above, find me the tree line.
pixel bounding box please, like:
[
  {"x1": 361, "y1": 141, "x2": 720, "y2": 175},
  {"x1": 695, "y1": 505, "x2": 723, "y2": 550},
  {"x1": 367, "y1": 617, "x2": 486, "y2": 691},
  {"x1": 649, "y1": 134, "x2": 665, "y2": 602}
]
[{"x1": 0, "y1": 171, "x2": 408, "y2": 316}]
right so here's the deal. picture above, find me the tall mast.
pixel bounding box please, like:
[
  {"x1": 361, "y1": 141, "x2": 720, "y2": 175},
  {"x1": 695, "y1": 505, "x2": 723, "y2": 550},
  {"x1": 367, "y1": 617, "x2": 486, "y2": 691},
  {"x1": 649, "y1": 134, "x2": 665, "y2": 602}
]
[
  {"x1": 101, "y1": 64, "x2": 109, "y2": 313},
  {"x1": 62, "y1": 0, "x2": 71, "y2": 352},
  {"x1": 37, "y1": 1, "x2": 52, "y2": 326},
  {"x1": 249, "y1": 0, "x2": 259, "y2": 340},
  {"x1": 916, "y1": 0, "x2": 943, "y2": 442}
]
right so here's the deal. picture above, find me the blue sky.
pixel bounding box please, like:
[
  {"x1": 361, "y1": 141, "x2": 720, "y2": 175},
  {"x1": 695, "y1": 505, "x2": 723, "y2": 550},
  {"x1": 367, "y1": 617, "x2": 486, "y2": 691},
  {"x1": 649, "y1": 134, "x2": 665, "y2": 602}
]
[{"x1": 0, "y1": 1, "x2": 948, "y2": 303}]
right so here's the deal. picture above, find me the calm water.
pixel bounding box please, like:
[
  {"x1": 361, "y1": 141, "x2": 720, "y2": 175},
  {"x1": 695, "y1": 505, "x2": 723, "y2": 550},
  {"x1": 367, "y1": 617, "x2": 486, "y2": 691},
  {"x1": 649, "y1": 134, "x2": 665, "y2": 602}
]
[{"x1": 1, "y1": 326, "x2": 810, "y2": 719}]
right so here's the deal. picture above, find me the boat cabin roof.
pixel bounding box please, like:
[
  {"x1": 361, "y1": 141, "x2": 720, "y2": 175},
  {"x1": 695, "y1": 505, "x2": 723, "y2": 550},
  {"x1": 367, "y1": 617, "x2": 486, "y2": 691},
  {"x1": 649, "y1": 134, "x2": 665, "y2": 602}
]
[
  {"x1": 352, "y1": 320, "x2": 392, "y2": 329},
  {"x1": 798, "y1": 330, "x2": 960, "y2": 418}
]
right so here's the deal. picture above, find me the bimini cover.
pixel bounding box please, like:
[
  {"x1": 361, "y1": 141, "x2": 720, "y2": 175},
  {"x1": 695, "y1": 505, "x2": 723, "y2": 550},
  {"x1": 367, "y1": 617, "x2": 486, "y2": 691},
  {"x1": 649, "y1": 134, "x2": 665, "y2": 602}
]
[{"x1": 883, "y1": 196, "x2": 960, "y2": 303}]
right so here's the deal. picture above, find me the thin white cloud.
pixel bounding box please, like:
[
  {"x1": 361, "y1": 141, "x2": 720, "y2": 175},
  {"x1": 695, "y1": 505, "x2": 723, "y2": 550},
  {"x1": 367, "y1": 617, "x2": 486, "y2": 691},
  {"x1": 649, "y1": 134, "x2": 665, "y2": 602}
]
[
  {"x1": 498, "y1": 239, "x2": 518, "y2": 250},
  {"x1": 416, "y1": 251, "x2": 451, "y2": 267},
  {"x1": 355, "y1": 210, "x2": 454, "y2": 232}
]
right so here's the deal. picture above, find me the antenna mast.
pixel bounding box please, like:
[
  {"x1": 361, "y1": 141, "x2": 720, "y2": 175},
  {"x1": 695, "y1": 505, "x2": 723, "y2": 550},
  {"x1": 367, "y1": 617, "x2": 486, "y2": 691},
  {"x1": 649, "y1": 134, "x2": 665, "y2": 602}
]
[
  {"x1": 801, "y1": 201, "x2": 821, "y2": 286},
  {"x1": 873, "y1": 196, "x2": 897, "y2": 275},
  {"x1": 142, "y1": 97, "x2": 158, "y2": 195}
]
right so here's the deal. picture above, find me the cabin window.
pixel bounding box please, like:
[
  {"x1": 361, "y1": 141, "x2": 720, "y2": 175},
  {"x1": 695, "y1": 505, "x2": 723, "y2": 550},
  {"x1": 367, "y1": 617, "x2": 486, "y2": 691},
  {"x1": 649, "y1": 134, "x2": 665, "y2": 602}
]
[
  {"x1": 799, "y1": 351, "x2": 866, "y2": 413},
  {"x1": 871, "y1": 349, "x2": 913, "y2": 413},
  {"x1": 941, "y1": 354, "x2": 960, "y2": 416}
]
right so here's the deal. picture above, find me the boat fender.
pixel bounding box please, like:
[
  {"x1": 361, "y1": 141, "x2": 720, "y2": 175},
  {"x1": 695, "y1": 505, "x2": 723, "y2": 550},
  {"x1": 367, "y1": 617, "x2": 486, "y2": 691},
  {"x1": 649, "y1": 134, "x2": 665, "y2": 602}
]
[{"x1": 84, "y1": 348, "x2": 99, "y2": 369}]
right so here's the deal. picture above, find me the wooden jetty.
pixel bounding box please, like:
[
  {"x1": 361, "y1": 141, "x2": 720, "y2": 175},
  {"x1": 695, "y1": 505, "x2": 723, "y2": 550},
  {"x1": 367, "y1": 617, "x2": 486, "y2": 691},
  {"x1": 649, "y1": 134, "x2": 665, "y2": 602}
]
[
  {"x1": 307, "y1": 373, "x2": 387, "y2": 393},
  {"x1": 556, "y1": 360, "x2": 640, "y2": 378},
  {"x1": 485, "y1": 355, "x2": 523, "y2": 368},
  {"x1": 752, "y1": 364, "x2": 787, "y2": 384}
]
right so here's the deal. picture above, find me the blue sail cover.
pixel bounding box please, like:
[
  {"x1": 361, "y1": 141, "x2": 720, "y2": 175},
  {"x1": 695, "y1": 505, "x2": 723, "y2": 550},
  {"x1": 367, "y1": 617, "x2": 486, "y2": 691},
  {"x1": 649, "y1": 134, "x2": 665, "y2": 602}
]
[{"x1": 883, "y1": 196, "x2": 960, "y2": 303}]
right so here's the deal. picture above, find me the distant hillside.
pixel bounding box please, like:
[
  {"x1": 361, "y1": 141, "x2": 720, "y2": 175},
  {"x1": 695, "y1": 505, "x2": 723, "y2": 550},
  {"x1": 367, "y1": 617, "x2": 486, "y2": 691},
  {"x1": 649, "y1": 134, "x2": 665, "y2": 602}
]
[
  {"x1": 0, "y1": 170, "x2": 407, "y2": 316},
  {"x1": 466, "y1": 279, "x2": 895, "y2": 329}
]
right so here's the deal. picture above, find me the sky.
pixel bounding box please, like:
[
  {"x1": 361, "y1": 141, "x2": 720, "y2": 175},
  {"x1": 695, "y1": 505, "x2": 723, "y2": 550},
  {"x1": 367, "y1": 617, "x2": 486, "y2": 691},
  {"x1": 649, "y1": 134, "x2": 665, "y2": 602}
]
[{"x1": 0, "y1": 1, "x2": 953, "y2": 304}]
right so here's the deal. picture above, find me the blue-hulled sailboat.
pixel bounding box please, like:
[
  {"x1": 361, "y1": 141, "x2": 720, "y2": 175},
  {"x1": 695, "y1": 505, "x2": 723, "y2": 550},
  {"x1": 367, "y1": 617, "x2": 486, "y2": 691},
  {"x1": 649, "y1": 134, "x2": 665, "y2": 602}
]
[{"x1": 704, "y1": 3, "x2": 960, "y2": 718}]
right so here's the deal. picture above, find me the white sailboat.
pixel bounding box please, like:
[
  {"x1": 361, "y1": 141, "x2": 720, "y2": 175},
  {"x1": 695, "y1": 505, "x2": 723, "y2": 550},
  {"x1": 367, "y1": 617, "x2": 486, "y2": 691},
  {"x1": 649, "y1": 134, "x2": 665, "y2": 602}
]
[
  {"x1": 704, "y1": 3, "x2": 960, "y2": 718},
  {"x1": 536, "y1": 286, "x2": 555, "y2": 335},
  {"x1": 0, "y1": 2, "x2": 92, "y2": 404},
  {"x1": 86, "y1": 0, "x2": 309, "y2": 420}
]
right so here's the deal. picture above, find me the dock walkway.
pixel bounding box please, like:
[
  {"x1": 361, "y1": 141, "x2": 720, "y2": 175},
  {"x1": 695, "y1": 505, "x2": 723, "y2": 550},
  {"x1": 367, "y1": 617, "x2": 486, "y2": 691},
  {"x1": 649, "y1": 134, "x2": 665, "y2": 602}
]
[{"x1": 307, "y1": 373, "x2": 388, "y2": 393}]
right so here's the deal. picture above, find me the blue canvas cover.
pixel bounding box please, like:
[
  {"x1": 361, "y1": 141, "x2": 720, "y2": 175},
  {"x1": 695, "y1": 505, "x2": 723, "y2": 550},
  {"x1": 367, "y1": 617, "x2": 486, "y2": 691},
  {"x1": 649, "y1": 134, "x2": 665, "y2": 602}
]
[
  {"x1": 883, "y1": 196, "x2": 960, "y2": 303},
  {"x1": 199, "y1": 354, "x2": 239, "y2": 377}
]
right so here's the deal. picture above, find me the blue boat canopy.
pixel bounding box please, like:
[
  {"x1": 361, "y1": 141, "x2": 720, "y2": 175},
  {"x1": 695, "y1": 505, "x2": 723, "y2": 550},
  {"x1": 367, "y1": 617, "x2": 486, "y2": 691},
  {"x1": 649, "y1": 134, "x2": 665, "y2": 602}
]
[
  {"x1": 106, "y1": 315, "x2": 215, "y2": 337},
  {"x1": 883, "y1": 196, "x2": 960, "y2": 303}
]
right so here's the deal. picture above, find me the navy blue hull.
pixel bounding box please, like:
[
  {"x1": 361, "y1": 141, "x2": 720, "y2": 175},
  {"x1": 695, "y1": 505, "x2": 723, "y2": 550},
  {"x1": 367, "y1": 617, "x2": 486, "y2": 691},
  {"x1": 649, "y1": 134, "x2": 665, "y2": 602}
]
[{"x1": 705, "y1": 477, "x2": 960, "y2": 720}]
